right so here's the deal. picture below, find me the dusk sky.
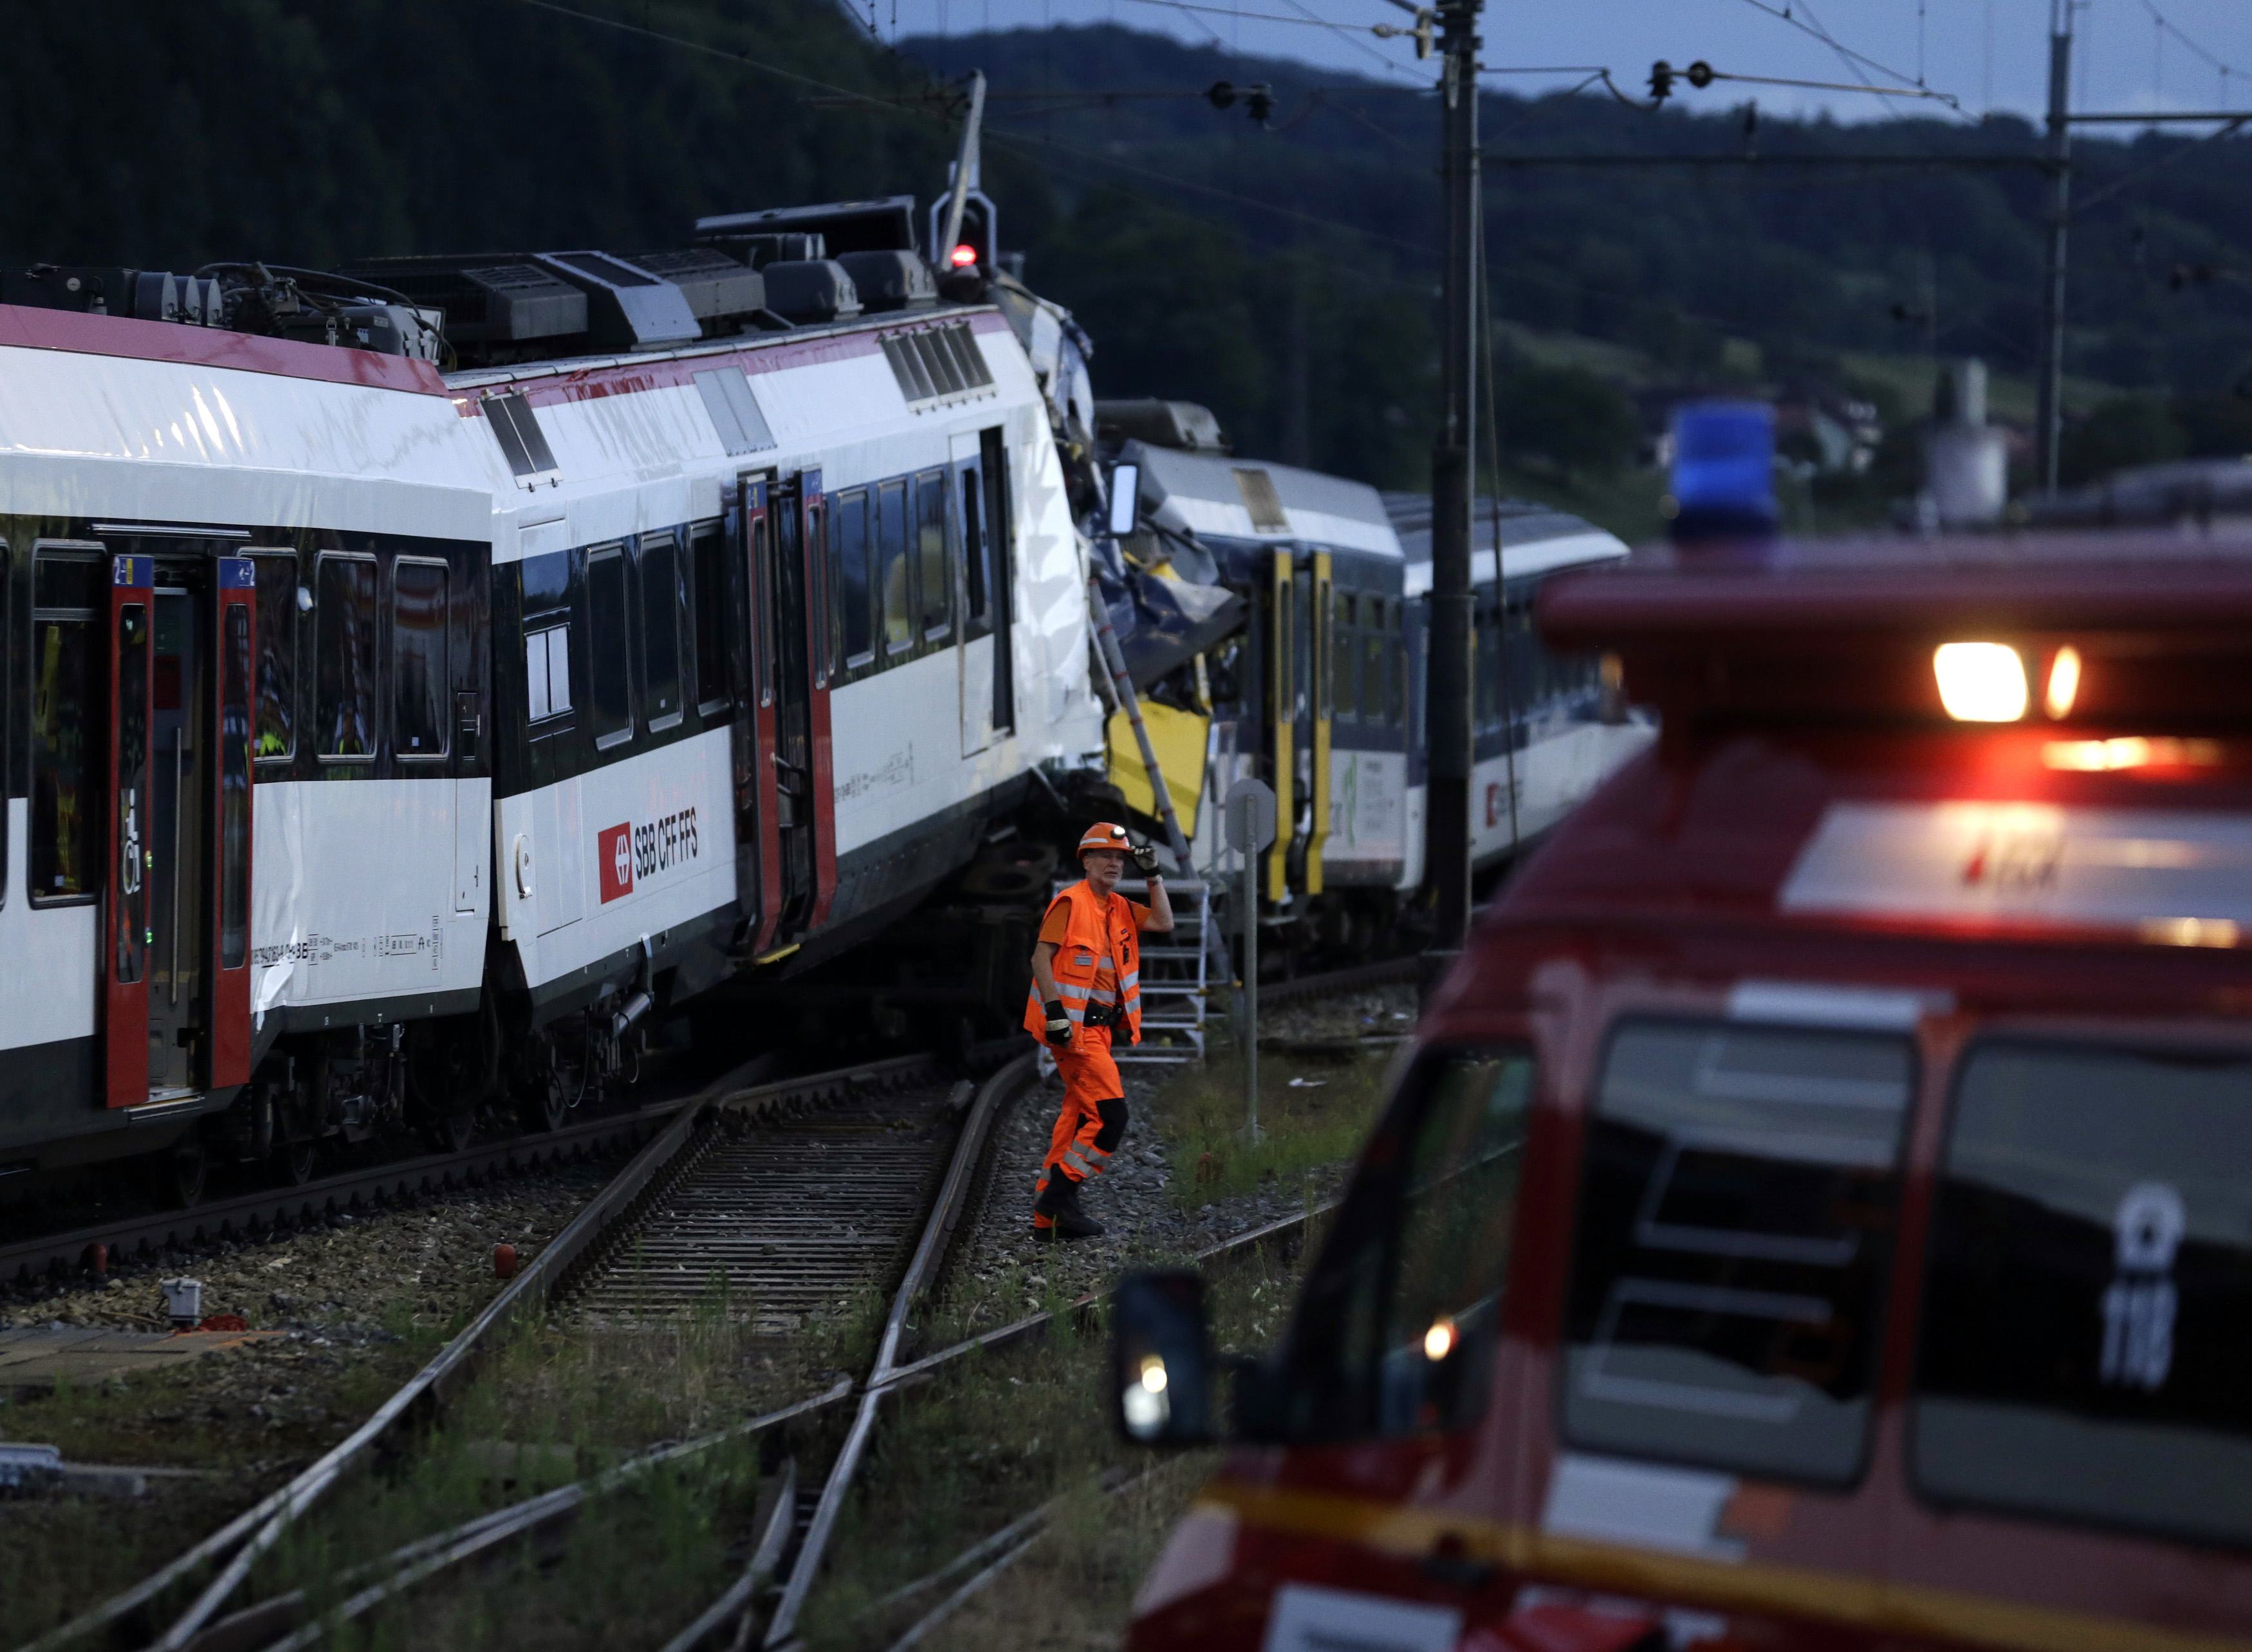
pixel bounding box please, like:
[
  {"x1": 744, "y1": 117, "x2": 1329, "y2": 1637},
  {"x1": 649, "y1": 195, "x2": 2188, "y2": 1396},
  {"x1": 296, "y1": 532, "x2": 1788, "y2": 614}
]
[{"x1": 886, "y1": 0, "x2": 2252, "y2": 126}]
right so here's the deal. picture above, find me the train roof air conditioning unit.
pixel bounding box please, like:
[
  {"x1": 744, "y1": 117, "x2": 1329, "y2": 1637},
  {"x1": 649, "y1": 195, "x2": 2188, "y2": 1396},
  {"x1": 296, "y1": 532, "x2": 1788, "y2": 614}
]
[
  {"x1": 695, "y1": 196, "x2": 918, "y2": 259},
  {"x1": 762, "y1": 260, "x2": 862, "y2": 326}
]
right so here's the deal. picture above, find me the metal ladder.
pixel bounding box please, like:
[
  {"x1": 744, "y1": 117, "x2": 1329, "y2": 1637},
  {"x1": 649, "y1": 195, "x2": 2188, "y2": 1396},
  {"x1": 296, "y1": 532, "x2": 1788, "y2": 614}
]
[{"x1": 1051, "y1": 874, "x2": 1210, "y2": 1065}]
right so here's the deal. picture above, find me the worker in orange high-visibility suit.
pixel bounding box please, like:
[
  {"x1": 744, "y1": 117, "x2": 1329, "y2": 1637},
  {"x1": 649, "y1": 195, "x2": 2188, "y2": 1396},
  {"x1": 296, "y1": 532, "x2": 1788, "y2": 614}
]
[{"x1": 1024, "y1": 821, "x2": 1174, "y2": 1241}]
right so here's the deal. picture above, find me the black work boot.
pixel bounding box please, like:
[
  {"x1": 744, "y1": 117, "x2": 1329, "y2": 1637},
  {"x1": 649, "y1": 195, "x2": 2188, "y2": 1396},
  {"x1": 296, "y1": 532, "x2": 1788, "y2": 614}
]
[
  {"x1": 1049, "y1": 1173, "x2": 1106, "y2": 1240},
  {"x1": 1031, "y1": 1168, "x2": 1105, "y2": 1242}
]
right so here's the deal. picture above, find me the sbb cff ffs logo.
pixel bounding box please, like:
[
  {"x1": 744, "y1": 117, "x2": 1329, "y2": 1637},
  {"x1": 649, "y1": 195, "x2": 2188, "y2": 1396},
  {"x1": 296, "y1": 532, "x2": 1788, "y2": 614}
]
[
  {"x1": 599, "y1": 823, "x2": 635, "y2": 903},
  {"x1": 598, "y1": 807, "x2": 701, "y2": 904}
]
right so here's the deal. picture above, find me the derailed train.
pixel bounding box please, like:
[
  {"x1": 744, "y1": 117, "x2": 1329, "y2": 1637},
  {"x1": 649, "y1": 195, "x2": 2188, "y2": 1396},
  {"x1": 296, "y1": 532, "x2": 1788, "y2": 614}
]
[
  {"x1": 0, "y1": 199, "x2": 1645, "y2": 1201},
  {"x1": 0, "y1": 206, "x2": 1116, "y2": 1197},
  {"x1": 1096, "y1": 415, "x2": 1652, "y2": 958}
]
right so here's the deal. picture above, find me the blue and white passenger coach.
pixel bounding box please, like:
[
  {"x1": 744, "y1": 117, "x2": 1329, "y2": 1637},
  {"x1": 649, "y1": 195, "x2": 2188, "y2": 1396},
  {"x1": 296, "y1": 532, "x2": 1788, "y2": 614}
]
[{"x1": 1106, "y1": 423, "x2": 1652, "y2": 955}]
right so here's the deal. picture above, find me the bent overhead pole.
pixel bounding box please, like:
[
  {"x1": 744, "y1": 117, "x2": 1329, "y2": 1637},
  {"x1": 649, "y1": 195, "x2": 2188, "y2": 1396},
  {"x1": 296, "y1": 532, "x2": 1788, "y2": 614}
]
[{"x1": 938, "y1": 71, "x2": 988, "y2": 263}]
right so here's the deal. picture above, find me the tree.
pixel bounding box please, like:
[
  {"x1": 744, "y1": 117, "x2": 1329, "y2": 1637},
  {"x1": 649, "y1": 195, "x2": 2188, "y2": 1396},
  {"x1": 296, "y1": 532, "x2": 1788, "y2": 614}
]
[
  {"x1": 2060, "y1": 394, "x2": 2188, "y2": 486},
  {"x1": 1497, "y1": 363, "x2": 1639, "y2": 478}
]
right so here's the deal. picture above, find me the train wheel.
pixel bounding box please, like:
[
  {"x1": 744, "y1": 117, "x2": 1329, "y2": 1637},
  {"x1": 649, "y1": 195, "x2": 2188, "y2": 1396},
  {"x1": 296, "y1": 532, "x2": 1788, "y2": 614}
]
[
  {"x1": 154, "y1": 1135, "x2": 209, "y2": 1209},
  {"x1": 522, "y1": 1030, "x2": 586, "y2": 1133},
  {"x1": 272, "y1": 1136, "x2": 320, "y2": 1188},
  {"x1": 426, "y1": 1106, "x2": 476, "y2": 1154}
]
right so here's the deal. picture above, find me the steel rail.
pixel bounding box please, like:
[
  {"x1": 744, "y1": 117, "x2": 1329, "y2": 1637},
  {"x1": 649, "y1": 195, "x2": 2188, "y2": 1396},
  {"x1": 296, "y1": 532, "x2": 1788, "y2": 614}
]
[
  {"x1": 198, "y1": 1386, "x2": 844, "y2": 1652},
  {"x1": 1263, "y1": 955, "x2": 1419, "y2": 1005},
  {"x1": 190, "y1": 1078, "x2": 1310, "y2": 1652},
  {"x1": 873, "y1": 1195, "x2": 1341, "y2": 1398},
  {"x1": 756, "y1": 1051, "x2": 1040, "y2": 1651},
  {"x1": 2, "y1": 1053, "x2": 798, "y2": 1287},
  {"x1": 654, "y1": 1457, "x2": 799, "y2": 1652},
  {"x1": 876, "y1": 1467, "x2": 1163, "y2": 1652},
  {"x1": 19, "y1": 1052, "x2": 934, "y2": 1652}
]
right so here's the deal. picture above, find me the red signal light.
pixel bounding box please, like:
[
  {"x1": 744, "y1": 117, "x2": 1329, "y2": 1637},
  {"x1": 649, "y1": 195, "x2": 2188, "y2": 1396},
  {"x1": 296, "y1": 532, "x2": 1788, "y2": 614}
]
[{"x1": 948, "y1": 243, "x2": 979, "y2": 269}]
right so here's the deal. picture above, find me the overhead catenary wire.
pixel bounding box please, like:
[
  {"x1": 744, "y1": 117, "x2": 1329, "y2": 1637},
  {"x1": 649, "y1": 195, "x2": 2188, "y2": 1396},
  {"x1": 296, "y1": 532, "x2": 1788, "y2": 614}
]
[
  {"x1": 1729, "y1": 0, "x2": 1970, "y2": 116},
  {"x1": 501, "y1": 0, "x2": 2229, "y2": 413}
]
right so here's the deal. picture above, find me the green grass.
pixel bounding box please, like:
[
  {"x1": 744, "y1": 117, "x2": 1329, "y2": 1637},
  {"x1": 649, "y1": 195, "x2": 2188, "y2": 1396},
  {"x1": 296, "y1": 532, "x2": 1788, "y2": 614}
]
[
  {"x1": 802, "y1": 1229, "x2": 1318, "y2": 1652},
  {"x1": 234, "y1": 1276, "x2": 881, "y2": 1652},
  {"x1": 1145, "y1": 1045, "x2": 1388, "y2": 1216}
]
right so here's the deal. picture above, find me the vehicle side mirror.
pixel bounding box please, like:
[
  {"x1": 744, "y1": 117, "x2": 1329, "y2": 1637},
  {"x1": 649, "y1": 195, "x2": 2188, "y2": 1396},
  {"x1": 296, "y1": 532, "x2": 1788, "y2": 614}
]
[
  {"x1": 1112, "y1": 1269, "x2": 1215, "y2": 1445},
  {"x1": 1106, "y1": 462, "x2": 1141, "y2": 538}
]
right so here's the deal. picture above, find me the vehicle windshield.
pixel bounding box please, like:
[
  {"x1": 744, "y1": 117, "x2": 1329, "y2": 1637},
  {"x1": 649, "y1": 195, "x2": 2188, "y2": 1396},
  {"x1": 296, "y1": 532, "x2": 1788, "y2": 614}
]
[
  {"x1": 1561, "y1": 1019, "x2": 1914, "y2": 1484},
  {"x1": 1914, "y1": 1040, "x2": 2252, "y2": 1547}
]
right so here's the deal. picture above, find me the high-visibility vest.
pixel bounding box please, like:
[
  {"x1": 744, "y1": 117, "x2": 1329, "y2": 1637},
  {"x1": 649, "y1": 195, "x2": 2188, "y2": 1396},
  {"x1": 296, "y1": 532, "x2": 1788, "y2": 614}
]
[{"x1": 1023, "y1": 879, "x2": 1143, "y2": 1047}]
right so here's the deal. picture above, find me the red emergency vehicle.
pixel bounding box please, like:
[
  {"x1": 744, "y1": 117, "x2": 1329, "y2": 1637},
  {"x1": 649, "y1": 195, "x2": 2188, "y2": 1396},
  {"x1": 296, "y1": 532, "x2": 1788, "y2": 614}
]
[{"x1": 1114, "y1": 524, "x2": 2252, "y2": 1652}]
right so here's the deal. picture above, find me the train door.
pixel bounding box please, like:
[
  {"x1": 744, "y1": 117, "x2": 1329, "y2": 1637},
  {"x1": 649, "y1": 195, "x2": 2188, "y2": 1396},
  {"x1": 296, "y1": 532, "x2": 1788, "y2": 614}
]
[
  {"x1": 954, "y1": 430, "x2": 995, "y2": 759},
  {"x1": 742, "y1": 471, "x2": 838, "y2": 953},
  {"x1": 1265, "y1": 547, "x2": 1295, "y2": 904},
  {"x1": 1307, "y1": 551, "x2": 1333, "y2": 895},
  {"x1": 148, "y1": 575, "x2": 205, "y2": 1095},
  {"x1": 980, "y1": 428, "x2": 1015, "y2": 739},
  {"x1": 104, "y1": 557, "x2": 154, "y2": 1107},
  {"x1": 107, "y1": 553, "x2": 253, "y2": 1106}
]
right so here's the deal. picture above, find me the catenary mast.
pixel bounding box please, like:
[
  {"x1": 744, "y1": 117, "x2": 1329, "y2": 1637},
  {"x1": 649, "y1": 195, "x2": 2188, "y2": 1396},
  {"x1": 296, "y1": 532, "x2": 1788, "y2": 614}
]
[{"x1": 1425, "y1": 0, "x2": 1482, "y2": 975}]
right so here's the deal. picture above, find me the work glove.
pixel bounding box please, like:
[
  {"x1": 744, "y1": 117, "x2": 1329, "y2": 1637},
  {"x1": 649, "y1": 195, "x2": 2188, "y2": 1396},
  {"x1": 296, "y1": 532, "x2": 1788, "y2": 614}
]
[
  {"x1": 1043, "y1": 1000, "x2": 1075, "y2": 1048},
  {"x1": 1131, "y1": 841, "x2": 1161, "y2": 877}
]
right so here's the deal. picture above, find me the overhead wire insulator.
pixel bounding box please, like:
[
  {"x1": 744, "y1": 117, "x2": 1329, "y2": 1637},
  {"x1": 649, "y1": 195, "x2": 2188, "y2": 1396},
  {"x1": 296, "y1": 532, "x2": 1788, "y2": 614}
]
[
  {"x1": 1648, "y1": 59, "x2": 1675, "y2": 104},
  {"x1": 1206, "y1": 79, "x2": 1237, "y2": 110},
  {"x1": 1246, "y1": 83, "x2": 1275, "y2": 126},
  {"x1": 1686, "y1": 59, "x2": 1715, "y2": 89}
]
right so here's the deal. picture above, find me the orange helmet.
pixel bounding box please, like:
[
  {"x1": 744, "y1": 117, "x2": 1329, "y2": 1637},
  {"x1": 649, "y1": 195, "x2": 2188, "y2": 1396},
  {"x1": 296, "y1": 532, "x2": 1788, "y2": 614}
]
[{"x1": 1078, "y1": 821, "x2": 1132, "y2": 857}]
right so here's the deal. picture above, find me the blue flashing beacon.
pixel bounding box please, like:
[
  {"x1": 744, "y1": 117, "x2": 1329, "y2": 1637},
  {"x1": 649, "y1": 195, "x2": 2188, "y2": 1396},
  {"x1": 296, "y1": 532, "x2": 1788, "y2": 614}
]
[{"x1": 1669, "y1": 399, "x2": 1778, "y2": 540}]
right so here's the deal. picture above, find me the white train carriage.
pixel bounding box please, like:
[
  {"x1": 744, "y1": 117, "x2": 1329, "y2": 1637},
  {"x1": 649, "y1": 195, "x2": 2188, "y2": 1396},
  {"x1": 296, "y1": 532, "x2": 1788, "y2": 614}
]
[
  {"x1": 474, "y1": 306, "x2": 1102, "y2": 1115},
  {"x1": 0, "y1": 227, "x2": 1102, "y2": 1190},
  {"x1": 0, "y1": 312, "x2": 498, "y2": 1185}
]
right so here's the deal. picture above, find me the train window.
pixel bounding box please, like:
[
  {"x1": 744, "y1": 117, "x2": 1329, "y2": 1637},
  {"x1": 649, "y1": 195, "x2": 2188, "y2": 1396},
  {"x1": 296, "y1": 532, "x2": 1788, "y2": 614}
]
[
  {"x1": 961, "y1": 466, "x2": 989, "y2": 634},
  {"x1": 877, "y1": 479, "x2": 912, "y2": 656},
  {"x1": 114, "y1": 603, "x2": 149, "y2": 984},
  {"x1": 586, "y1": 547, "x2": 634, "y2": 749},
  {"x1": 834, "y1": 489, "x2": 874, "y2": 668},
  {"x1": 525, "y1": 624, "x2": 571, "y2": 723},
  {"x1": 250, "y1": 552, "x2": 297, "y2": 762},
  {"x1": 916, "y1": 469, "x2": 952, "y2": 641},
  {"x1": 314, "y1": 554, "x2": 378, "y2": 762},
  {"x1": 638, "y1": 533, "x2": 684, "y2": 730},
  {"x1": 807, "y1": 496, "x2": 832, "y2": 688},
  {"x1": 1266, "y1": 1049, "x2": 1533, "y2": 1440},
  {"x1": 1363, "y1": 601, "x2": 1389, "y2": 727},
  {"x1": 1562, "y1": 1020, "x2": 1914, "y2": 1485},
  {"x1": 30, "y1": 550, "x2": 101, "y2": 903},
  {"x1": 1336, "y1": 595, "x2": 1358, "y2": 721},
  {"x1": 1475, "y1": 607, "x2": 1500, "y2": 732},
  {"x1": 391, "y1": 560, "x2": 448, "y2": 759},
  {"x1": 1912, "y1": 1042, "x2": 2252, "y2": 1548},
  {"x1": 691, "y1": 524, "x2": 731, "y2": 713}
]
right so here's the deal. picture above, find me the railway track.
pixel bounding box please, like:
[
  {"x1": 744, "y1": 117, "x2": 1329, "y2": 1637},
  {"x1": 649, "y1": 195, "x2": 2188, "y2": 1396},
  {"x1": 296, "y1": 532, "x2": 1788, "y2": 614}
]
[
  {"x1": 23, "y1": 969, "x2": 1407, "y2": 1651},
  {"x1": 21, "y1": 1049, "x2": 957, "y2": 1652}
]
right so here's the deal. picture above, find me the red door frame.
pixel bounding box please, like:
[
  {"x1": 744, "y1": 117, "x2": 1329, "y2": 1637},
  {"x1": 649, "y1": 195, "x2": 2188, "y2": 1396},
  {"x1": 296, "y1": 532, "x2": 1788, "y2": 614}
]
[
  {"x1": 795, "y1": 470, "x2": 838, "y2": 930},
  {"x1": 739, "y1": 475, "x2": 786, "y2": 957},
  {"x1": 207, "y1": 557, "x2": 255, "y2": 1088},
  {"x1": 105, "y1": 555, "x2": 154, "y2": 1108}
]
